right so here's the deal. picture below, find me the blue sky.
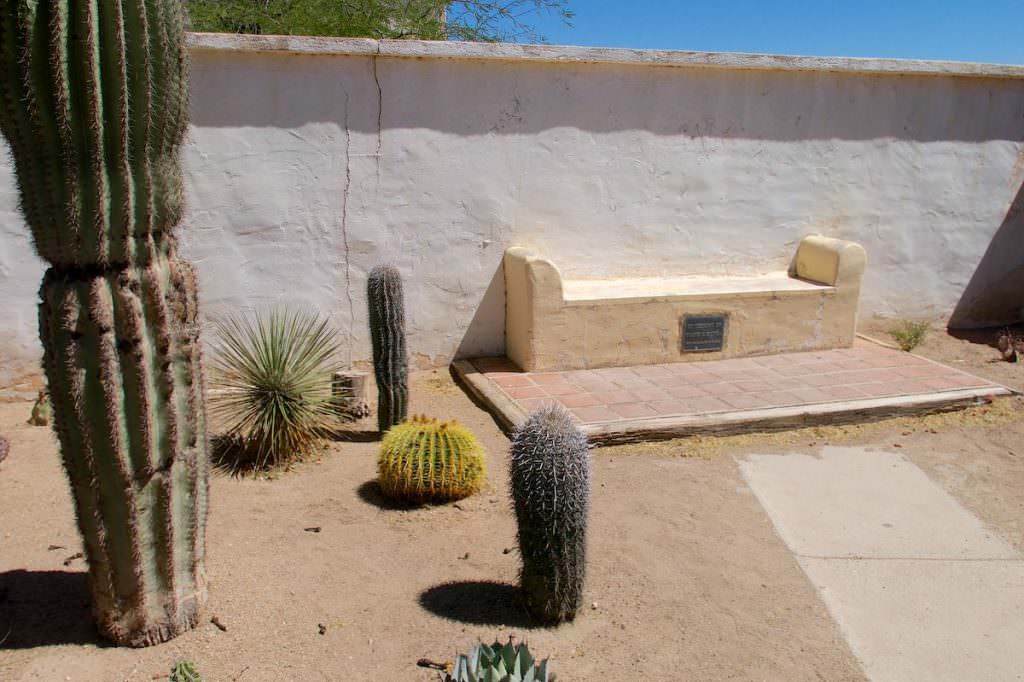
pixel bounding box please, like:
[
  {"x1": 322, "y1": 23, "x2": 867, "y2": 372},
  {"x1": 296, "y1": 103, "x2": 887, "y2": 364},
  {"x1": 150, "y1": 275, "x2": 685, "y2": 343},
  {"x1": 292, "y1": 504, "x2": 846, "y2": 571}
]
[{"x1": 525, "y1": 1, "x2": 1024, "y2": 64}]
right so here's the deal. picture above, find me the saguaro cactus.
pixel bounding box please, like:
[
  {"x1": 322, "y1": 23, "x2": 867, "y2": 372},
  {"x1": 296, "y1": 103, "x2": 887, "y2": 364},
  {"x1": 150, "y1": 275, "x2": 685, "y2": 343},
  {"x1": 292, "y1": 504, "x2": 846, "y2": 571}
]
[
  {"x1": 367, "y1": 265, "x2": 408, "y2": 432},
  {"x1": 0, "y1": 0, "x2": 209, "y2": 646},
  {"x1": 509, "y1": 403, "x2": 591, "y2": 623}
]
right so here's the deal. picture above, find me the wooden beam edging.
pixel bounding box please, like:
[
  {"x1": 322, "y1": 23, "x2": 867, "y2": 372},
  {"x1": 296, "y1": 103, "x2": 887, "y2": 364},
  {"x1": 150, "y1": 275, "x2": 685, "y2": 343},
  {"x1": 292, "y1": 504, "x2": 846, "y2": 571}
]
[{"x1": 583, "y1": 387, "x2": 1013, "y2": 446}]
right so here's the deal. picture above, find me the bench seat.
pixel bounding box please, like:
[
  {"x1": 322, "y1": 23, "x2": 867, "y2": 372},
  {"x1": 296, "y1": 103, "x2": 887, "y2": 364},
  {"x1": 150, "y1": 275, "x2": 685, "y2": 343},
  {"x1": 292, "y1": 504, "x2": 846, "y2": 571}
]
[
  {"x1": 562, "y1": 272, "x2": 832, "y2": 304},
  {"x1": 504, "y1": 235, "x2": 866, "y2": 372}
]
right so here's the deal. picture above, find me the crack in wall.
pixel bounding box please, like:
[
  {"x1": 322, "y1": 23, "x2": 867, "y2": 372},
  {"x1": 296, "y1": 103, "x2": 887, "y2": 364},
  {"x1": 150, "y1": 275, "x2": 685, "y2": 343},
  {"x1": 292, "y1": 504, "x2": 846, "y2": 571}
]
[
  {"x1": 372, "y1": 45, "x2": 383, "y2": 186},
  {"x1": 341, "y1": 91, "x2": 355, "y2": 366}
]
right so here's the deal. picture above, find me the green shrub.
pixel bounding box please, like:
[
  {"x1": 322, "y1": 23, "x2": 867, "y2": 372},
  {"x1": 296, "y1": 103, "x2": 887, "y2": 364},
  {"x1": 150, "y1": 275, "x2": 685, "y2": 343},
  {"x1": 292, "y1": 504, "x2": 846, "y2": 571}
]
[
  {"x1": 889, "y1": 320, "x2": 930, "y2": 352},
  {"x1": 169, "y1": 661, "x2": 202, "y2": 682},
  {"x1": 209, "y1": 309, "x2": 343, "y2": 472}
]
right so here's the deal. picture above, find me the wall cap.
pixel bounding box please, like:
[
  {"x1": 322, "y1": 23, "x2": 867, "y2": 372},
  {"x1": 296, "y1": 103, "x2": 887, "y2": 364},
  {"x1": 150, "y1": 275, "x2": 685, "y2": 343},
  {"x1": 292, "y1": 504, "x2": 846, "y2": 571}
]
[{"x1": 187, "y1": 32, "x2": 1024, "y2": 79}]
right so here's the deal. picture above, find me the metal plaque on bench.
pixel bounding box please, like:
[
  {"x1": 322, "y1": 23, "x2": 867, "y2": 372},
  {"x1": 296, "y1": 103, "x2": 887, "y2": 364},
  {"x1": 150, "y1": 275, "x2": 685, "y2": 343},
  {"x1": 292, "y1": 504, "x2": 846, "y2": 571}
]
[{"x1": 681, "y1": 314, "x2": 727, "y2": 352}]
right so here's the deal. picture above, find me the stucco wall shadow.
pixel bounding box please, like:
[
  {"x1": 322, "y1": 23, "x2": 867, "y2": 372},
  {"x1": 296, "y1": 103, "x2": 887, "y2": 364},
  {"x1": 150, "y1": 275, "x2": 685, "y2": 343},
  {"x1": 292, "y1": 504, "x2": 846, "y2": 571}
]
[
  {"x1": 454, "y1": 264, "x2": 505, "y2": 360},
  {"x1": 949, "y1": 180, "x2": 1024, "y2": 329},
  {"x1": 188, "y1": 50, "x2": 1024, "y2": 144}
]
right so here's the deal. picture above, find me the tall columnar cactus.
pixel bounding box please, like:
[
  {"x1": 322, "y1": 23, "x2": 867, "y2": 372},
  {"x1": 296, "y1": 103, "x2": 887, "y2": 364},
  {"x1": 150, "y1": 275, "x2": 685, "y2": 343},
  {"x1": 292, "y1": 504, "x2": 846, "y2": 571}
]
[
  {"x1": 367, "y1": 264, "x2": 408, "y2": 432},
  {"x1": 377, "y1": 415, "x2": 486, "y2": 503},
  {"x1": 509, "y1": 403, "x2": 591, "y2": 624},
  {"x1": 0, "y1": 0, "x2": 209, "y2": 646}
]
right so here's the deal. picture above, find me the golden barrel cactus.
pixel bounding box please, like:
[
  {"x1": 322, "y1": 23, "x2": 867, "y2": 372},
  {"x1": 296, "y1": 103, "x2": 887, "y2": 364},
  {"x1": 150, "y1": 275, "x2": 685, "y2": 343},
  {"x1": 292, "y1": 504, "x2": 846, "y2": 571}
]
[{"x1": 377, "y1": 416, "x2": 485, "y2": 503}]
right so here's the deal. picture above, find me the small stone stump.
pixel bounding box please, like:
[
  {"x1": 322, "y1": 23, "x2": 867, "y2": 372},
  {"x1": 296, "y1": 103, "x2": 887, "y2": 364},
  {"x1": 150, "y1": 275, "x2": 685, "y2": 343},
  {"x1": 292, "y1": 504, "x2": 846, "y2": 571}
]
[{"x1": 332, "y1": 371, "x2": 370, "y2": 422}]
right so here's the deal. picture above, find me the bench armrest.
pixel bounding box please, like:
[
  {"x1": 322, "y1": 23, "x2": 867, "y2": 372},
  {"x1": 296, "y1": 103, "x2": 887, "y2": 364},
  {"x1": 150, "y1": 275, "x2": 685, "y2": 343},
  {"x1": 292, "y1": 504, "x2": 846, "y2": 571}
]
[{"x1": 793, "y1": 235, "x2": 867, "y2": 287}]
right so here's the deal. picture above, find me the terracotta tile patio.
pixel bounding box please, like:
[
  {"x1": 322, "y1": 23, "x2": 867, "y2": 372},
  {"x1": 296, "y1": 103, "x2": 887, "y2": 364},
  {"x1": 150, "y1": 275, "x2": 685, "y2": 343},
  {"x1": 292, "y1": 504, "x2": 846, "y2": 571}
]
[{"x1": 465, "y1": 339, "x2": 1010, "y2": 430}]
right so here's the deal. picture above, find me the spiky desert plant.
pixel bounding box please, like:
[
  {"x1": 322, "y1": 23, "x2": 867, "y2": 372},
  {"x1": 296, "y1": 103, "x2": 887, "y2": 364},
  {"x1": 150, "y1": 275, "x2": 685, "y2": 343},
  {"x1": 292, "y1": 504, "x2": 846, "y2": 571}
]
[
  {"x1": 509, "y1": 404, "x2": 590, "y2": 624},
  {"x1": 367, "y1": 264, "x2": 408, "y2": 432},
  {"x1": 0, "y1": 0, "x2": 209, "y2": 646},
  {"x1": 0, "y1": 435, "x2": 8, "y2": 465},
  {"x1": 377, "y1": 415, "x2": 485, "y2": 503},
  {"x1": 208, "y1": 309, "x2": 343, "y2": 472},
  {"x1": 169, "y1": 660, "x2": 202, "y2": 682},
  {"x1": 447, "y1": 639, "x2": 550, "y2": 682}
]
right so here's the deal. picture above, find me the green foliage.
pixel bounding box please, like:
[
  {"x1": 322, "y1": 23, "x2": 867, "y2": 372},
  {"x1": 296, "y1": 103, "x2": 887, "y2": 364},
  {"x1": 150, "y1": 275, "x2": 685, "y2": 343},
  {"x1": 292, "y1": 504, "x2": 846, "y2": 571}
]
[
  {"x1": 509, "y1": 403, "x2": 590, "y2": 624},
  {"x1": 377, "y1": 415, "x2": 486, "y2": 502},
  {"x1": 1, "y1": 0, "x2": 209, "y2": 647},
  {"x1": 170, "y1": 661, "x2": 203, "y2": 682},
  {"x1": 187, "y1": 0, "x2": 573, "y2": 43},
  {"x1": 209, "y1": 309, "x2": 344, "y2": 472},
  {"x1": 27, "y1": 389, "x2": 50, "y2": 426},
  {"x1": 367, "y1": 264, "x2": 409, "y2": 433},
  {"x1": 447, "y1": 640, "x2": 550, "y2": 682},
  {"x1": 889, "y1": 320, "x2": 930, "y2": 352}
]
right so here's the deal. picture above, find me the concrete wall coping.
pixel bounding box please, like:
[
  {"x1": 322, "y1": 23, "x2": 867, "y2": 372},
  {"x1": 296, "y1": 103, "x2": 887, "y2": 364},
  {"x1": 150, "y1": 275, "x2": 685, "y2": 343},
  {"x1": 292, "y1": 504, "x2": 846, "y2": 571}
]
[{"x1": 187, "y1": 32, "x2": 1024, "y2": 80}]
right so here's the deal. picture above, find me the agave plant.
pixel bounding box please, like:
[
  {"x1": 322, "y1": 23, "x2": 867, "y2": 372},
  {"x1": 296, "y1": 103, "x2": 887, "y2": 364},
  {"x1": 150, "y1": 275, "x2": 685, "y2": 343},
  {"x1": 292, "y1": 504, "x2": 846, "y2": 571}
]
[
  {"x1": 208, "y1": 309, "x2": 344, "y2": 472},
  {"x1": 446, "y1": 640, "x2": 550, "y2": 682}
]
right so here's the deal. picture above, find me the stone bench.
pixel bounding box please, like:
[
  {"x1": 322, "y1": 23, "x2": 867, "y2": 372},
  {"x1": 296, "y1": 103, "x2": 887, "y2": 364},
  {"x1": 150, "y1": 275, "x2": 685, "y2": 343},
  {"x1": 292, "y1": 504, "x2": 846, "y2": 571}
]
[{"x1": 503, "y1": 235, "x2": 867, "y2": 372}]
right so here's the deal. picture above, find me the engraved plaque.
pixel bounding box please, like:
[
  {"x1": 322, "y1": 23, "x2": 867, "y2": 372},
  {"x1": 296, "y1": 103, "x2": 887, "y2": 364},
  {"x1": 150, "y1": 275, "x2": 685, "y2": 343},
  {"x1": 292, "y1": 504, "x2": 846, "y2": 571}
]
[{"x1": 681, "y1": 314, "x2": 727, "y2": 352}]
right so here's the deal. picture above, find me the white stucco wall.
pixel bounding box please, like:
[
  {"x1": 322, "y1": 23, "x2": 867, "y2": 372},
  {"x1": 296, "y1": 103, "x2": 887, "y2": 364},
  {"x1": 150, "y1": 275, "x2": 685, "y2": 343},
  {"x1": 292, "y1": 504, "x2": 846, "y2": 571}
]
[{"x1": 2, "y1": 35, "x2": 1023, "y2": 396}]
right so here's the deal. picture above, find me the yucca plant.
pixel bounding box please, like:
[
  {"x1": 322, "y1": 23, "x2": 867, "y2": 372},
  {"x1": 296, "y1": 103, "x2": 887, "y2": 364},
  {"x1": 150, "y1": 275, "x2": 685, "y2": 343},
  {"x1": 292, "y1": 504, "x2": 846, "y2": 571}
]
[
  {"x1": 208, "y1": 309, "x2": 344, "y2": 472},
  {"x1": 446, "y1": 640, "x2": 550, "y2": 682}
]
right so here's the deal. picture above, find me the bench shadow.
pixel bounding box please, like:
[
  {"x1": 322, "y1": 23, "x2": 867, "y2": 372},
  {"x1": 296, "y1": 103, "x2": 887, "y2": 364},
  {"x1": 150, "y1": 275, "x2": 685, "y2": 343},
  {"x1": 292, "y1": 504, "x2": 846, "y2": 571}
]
[
  {"x1": 0, "y1": 569, "x2": 104, "y2": 649},
  {"x1": 419, "y1": 581, "x2": 538, "y2": 629}
]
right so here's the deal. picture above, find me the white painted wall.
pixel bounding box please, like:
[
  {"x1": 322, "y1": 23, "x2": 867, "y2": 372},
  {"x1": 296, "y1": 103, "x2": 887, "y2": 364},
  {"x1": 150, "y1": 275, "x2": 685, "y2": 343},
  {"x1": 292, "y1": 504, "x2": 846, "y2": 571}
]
[{"x1": 2, "y1": 36, "x2": 1023, "y2": 395}]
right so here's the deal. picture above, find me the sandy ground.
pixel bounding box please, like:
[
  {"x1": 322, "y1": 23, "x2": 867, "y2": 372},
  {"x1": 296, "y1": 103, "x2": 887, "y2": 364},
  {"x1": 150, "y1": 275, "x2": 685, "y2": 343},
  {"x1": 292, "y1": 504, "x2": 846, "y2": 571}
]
[{"x1": 1, "y1": 329, "x2": 1021, "y2": 681}]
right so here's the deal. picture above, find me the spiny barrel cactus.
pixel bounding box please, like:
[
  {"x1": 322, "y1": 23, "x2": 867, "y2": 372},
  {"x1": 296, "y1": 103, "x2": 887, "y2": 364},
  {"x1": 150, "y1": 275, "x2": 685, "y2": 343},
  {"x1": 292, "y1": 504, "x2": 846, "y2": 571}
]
[
  {"x1": 367, "y1": 264, "x2": 408, "y2": 432},
  {"x1": 447, "y1": 640, "x2": 550, "y2": 682},
  {"x1": 0, "y1": 0, "x2": 209, "y2": 646},
  {"x1": 377, "y1": 415, "x2": 485, "y2": 503},
  {"x1": 509, "y1": 404, "x2": 590, "y2": 624}
]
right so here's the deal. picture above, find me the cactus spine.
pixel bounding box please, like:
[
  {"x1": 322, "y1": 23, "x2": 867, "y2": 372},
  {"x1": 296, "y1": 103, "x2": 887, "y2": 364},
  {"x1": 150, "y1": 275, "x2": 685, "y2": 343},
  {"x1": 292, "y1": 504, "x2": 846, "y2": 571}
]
[
  {"x1": 509, "y1": 404, "x2": 591, "y2": 624},
  {"x1": 378, "y1": 415, "x2": 486, "y2": 503},
  {"x1": 0, "y1": 0, "x2": 209, "y2": 646},
  {"x1": 367, "y1": 265, "x2": 408, "y2": 432}
]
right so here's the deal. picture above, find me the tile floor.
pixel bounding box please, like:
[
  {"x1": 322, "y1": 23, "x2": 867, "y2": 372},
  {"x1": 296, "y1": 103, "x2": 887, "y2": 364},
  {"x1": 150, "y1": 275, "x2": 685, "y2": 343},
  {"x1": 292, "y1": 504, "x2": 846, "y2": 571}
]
[{"x1": 472, "y1": 339, "x2": 1003, "y2": 425}]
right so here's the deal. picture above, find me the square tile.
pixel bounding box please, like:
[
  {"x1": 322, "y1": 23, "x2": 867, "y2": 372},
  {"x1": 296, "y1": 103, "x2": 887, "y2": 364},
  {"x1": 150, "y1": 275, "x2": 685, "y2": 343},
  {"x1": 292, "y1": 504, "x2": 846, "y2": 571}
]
[
  {"x1": 609, "y1": 403, "x2": 658, "y2": 419},
  {"x1": 667, "y1": 385, "x2": 708, "y2": 399},
  {"x1": 541, "y1": 383, "x2": 585, "y2": 397},
  {"x1": 505, "y1": 385, "x2": 548, "y2": 400},
  {"x1": 720, "y1": 393, "x2": 772, "y2": 410},
  {"x1": 491, "y1": 374, "x2": 533, "y2": 388},
  {"x1": 591, "y1": 390, "x2": 640, "y2": 405},
  {"x1": 531, "y1": 372, "x2": 570, "y2": 385},
  {"x1": 570, "y1": 406, "x2": 623, "y2": 423},
  {"x1": 557, "y1": 394, "x2": 602, "y2": 409}
]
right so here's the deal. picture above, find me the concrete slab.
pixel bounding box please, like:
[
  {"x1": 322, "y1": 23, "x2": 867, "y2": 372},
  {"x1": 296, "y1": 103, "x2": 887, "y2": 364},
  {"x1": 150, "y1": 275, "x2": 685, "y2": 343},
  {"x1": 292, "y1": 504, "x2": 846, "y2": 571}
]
[
  {"x1": 800, "y1": 558, "x2": 1024, "y2": 682},
  {"x1": 741, "y1": 446, "x2": 1024, "y2": 682},
  {"x1": 739, "y1": 447, "x2": 1017, "y2": 559}
]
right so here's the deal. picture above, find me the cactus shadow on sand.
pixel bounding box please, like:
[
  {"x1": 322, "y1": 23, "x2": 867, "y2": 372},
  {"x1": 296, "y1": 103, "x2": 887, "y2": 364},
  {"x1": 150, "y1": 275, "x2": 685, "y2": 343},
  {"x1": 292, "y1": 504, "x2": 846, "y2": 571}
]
[
  {"x1": 0, "y1": 570, "x2": 105, "y2": 648},
  {"x1": 418, "y1": 581, "x2": 539, "y2": 629},
  {"x1": 355, "y1": 480, "x2": 429, "y2": 511}
]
